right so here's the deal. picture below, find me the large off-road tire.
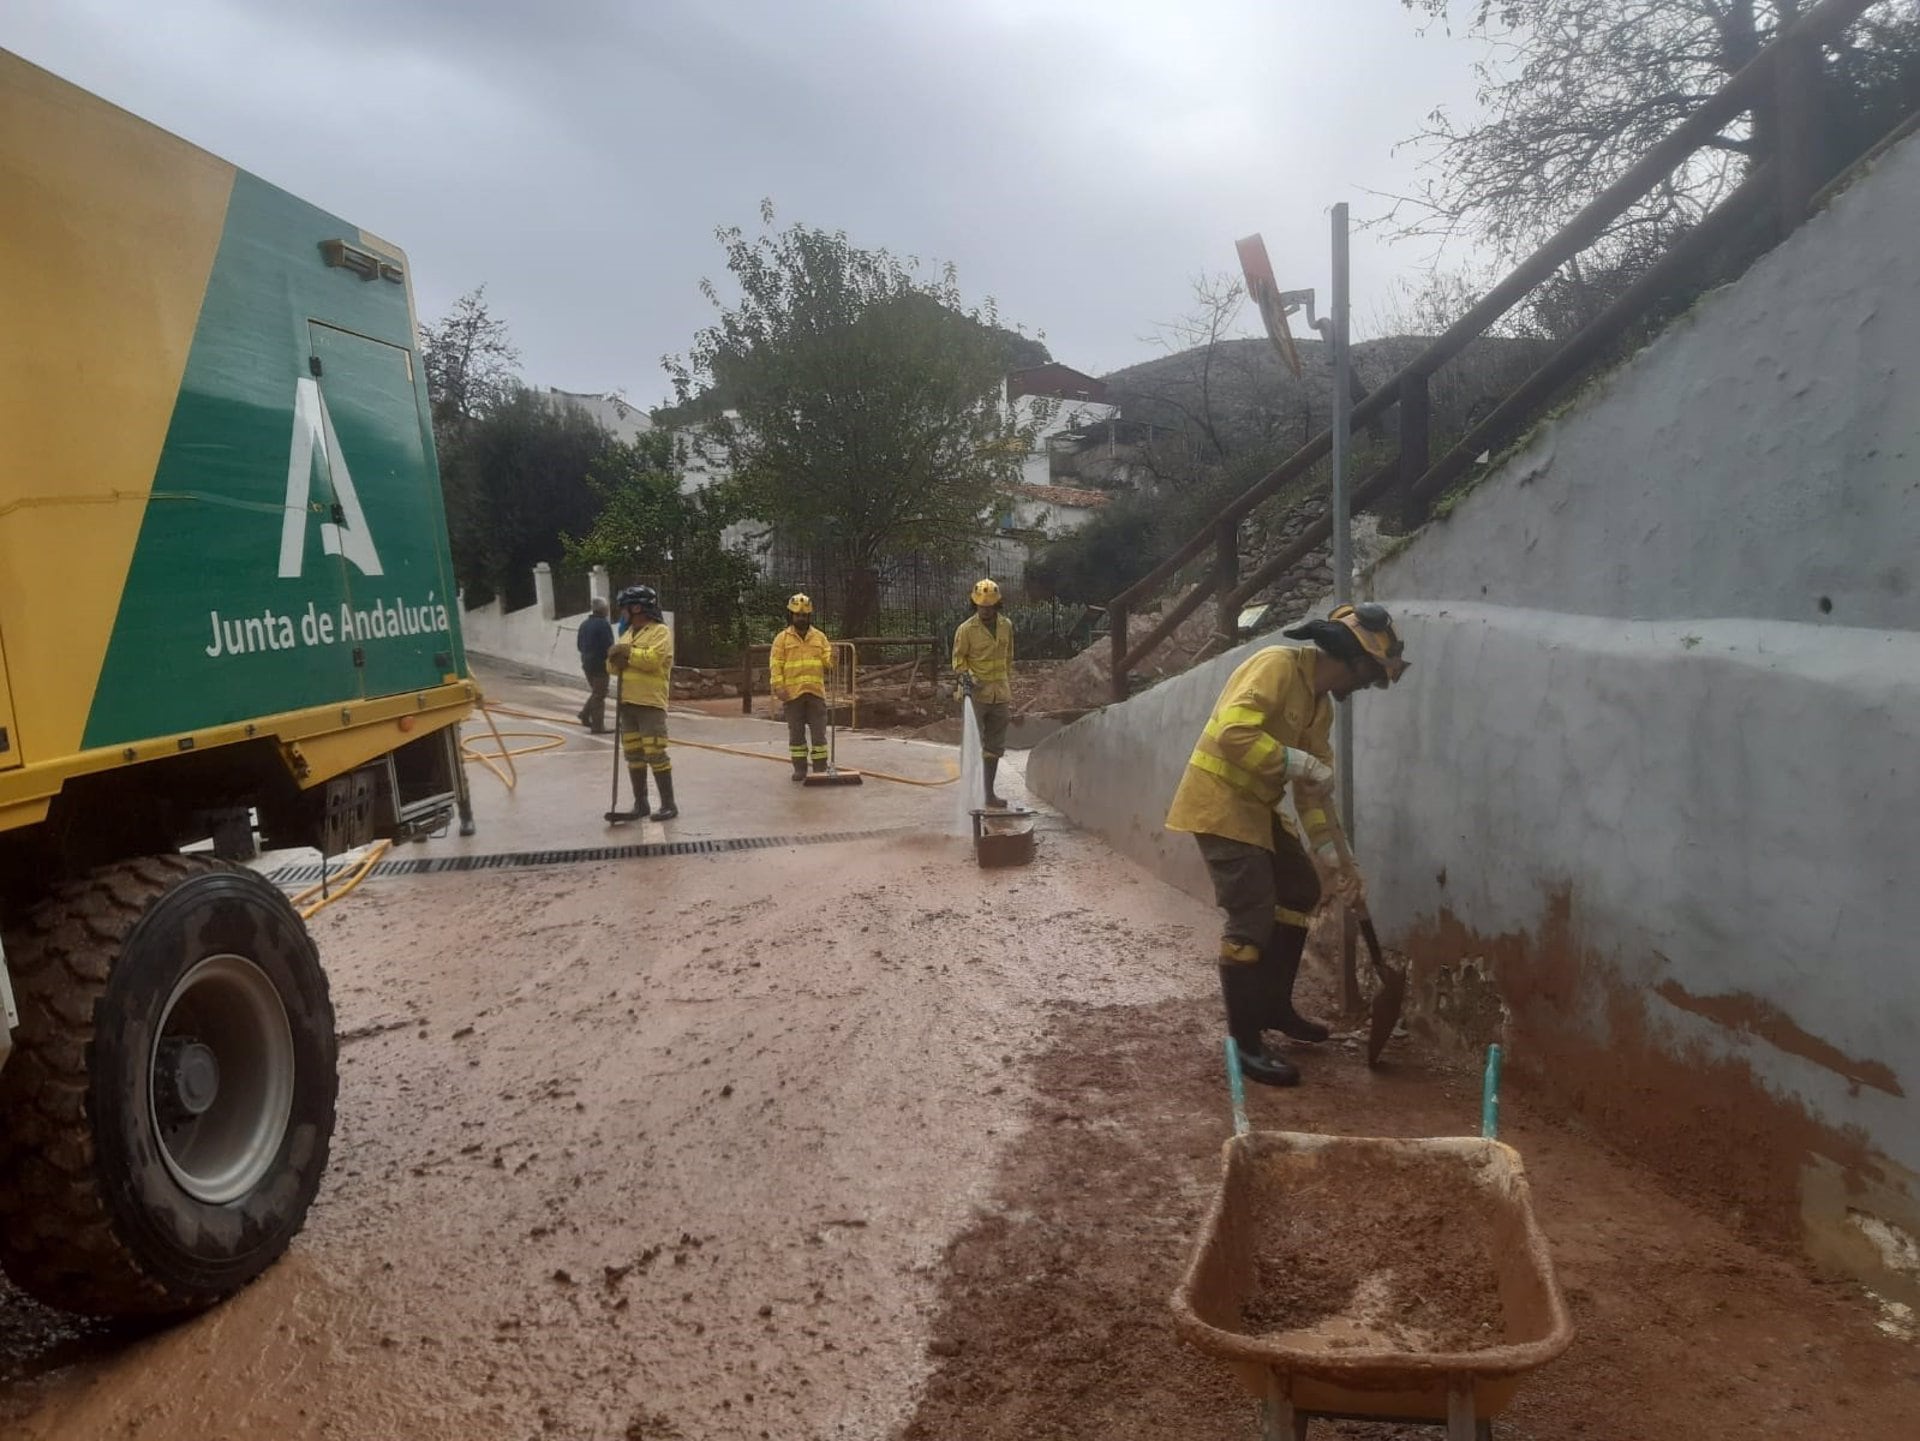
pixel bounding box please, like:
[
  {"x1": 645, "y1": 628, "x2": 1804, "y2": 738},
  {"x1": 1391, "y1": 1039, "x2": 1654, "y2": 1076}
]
[{"x1": 0, "y1": 855, "x2": 337, "y2": 1318}]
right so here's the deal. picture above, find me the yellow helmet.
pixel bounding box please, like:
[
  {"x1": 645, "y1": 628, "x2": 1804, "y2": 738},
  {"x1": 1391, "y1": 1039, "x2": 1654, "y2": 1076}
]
[
  {"x1": 786, "y1": 593, "x2": 813, "y2": 616},
  {"x1": 970, "y1": 578, "x2": 1003, "y2": 606},
  {"x1": 1330, "y1": 602, "x2": 1409, "y2": 685}
]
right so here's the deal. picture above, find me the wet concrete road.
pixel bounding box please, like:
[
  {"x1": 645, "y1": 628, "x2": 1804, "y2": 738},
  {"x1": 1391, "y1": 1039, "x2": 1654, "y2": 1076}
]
[
  {"x1": 8, "y1": 664, "x2": 1913, "y2": 1440},
  {"x1": 0, "y1": 663, "x2": 1215, "y2": 1439}
]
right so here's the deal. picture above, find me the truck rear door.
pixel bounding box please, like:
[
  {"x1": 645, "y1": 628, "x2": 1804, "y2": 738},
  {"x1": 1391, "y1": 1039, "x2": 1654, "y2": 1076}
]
[{"x1": 308, "y1": 323, "x2": 458, "y2": 699}]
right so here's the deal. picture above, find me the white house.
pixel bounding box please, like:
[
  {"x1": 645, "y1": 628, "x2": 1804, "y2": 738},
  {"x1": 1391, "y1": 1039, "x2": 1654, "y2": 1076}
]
[
  {"x1": 1002, "y1": 481, "x2": 1111, "y2": 536},
  {"x1": 675, "y1": 412, "x2": 735, "y2": 497},
  {"x1": 1005, "y1": 363, "x2": 1120, "y2": 493},
  {"x1": 671, "y1": 412, "x2": 764, "y2": 559},
  {"x1": 542, "y1": 387, "x2": 653, "y2": 443}
]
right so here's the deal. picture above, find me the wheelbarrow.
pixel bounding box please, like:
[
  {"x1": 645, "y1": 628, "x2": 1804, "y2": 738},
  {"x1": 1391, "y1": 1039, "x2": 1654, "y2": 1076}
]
[{"x1": 1171, "y1": 1130, "x2": 1573, "y2": 1439}]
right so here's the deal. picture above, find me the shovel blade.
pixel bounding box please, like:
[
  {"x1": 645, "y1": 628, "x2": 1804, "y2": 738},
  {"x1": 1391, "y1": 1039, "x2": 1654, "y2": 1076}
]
[
  {"x1": 1367, "y1": 964, "x2": 1408, "y2": 1066},
  {"x1": 1356, "y1": 914, "x2": 1408, "y2": 1067}
]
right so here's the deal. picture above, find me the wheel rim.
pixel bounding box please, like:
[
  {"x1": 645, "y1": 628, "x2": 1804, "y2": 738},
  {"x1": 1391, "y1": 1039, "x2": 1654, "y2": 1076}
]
[{"x1": 150, "y1": 953, "x2": 296, "y2": 1204}]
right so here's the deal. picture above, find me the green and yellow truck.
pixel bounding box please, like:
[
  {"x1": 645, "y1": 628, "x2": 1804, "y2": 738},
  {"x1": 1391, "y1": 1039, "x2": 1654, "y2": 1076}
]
[{"x1": 0, "y1": 51, "x2": 476, "y2": 1316}]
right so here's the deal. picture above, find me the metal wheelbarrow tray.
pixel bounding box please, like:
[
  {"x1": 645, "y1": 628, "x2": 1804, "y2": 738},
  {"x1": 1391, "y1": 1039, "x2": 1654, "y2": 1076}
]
[
  {"x1": 1171, "y1": 1131, "x2": 1573, "y2": 1438},
  {"x1": 970, "y1": 806, "x2": 1037, "y2": 868}
]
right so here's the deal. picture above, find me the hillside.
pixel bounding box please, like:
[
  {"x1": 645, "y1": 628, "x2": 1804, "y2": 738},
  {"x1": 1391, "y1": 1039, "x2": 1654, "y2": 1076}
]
[{"x1": 1097, "y1": 333, "x2": 1549, "y2": 459}]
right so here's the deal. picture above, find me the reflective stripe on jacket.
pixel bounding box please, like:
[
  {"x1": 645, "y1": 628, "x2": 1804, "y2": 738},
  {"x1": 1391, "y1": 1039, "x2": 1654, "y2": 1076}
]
[
  {"x1": 770, "y1": 626, "x2": 833, "y2": 700},
  {"x1": 1164, "y1": 645, "x2": 1333, "y2": 851},
  {"x1": 952, "y1": 614, "x2": 1015, "y2": 705},
  {"x1": 610, "y1": 620, "x2": 674, "y2": 709}
]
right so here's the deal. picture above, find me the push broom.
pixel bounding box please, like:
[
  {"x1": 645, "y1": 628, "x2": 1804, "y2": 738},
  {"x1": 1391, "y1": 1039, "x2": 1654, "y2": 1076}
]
[{"x1": 802, "y1": 651, "x2": 862, "y2": 787}]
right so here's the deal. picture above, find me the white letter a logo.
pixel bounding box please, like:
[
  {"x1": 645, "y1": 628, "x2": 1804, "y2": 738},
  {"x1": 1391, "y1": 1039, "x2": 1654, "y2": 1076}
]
[{"x1": 278, "y1": 377, "x2": 384, "y2": 579}]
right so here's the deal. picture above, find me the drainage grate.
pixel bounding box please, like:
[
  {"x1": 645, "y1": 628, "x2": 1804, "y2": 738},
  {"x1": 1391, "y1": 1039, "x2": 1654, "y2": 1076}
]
[{"x1": 265, "y1": 828, "x2": 912, "y2": 887}]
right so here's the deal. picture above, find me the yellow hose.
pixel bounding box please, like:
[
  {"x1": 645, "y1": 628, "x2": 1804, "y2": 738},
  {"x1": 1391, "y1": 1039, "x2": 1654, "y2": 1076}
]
[
  {"x1": 477, "y1": 700, "x2": 958, "y2": 788},
  {"x1": 290, "y1": 689, "x2": 953, "y2": 925},
  {"x1": 293, "y1": 703, "x2": 559, "y2": 923},
  {"x1": 460, "y1": 700, "x2": 557, "y2": 790},
  {"x1": 462, "y1": 727, "x2": 567, "y2": 788},
  {"x1": 294, "y1": 839, "x2": 392, "y2": 921}
]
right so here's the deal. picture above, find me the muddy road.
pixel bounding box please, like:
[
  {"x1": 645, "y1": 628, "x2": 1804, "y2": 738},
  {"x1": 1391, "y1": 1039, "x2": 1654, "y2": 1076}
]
[
  {"x1": 2, "y1": 672, "x2": 1914, "y2": 1438},
  {"x1": 0, "y1": 707, "x2": 1203, "y2": 1439}
]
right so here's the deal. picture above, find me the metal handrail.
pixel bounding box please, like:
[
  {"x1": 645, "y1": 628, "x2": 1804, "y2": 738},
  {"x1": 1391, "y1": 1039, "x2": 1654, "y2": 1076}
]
[{"x1": 1104, "y1": 0, "x2": 1875, "y2": 700}]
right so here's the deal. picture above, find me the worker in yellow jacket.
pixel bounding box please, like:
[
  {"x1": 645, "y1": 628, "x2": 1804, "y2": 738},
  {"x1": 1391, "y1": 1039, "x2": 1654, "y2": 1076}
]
[
  {"x1": 952, "y1": 578, "x2": 1015, "y2": 808},
  {"x1": 607, "y1": 584, "x2": 678, "y2": 821},
  {"x1": 1166, "y1": 602, "x2": 1409, "y2": 1087},
  {"x1": 770, "y1": 593, "x2": 834, "y2": 782}
]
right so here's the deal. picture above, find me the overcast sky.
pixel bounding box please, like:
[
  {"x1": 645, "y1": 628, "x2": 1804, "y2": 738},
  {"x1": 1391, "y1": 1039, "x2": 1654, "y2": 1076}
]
[{"x1": 8, "y1": 0, "x2": 1493, "y2": 407}]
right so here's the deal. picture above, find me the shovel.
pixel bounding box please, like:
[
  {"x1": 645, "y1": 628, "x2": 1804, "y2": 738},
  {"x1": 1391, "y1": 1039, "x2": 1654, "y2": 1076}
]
[
  {"x1": 1355, "y1": 907, "x2": 1407, "y2": 1066},
  {"x1": 1328, "y1": 823, "x2": 1407, "y2": 1066},
  {"x1": 604, "y1": 691, "x2": 636, "y2": 826}
]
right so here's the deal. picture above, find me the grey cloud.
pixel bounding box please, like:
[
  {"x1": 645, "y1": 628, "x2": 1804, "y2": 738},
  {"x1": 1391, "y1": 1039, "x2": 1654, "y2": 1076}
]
[{"x1": 6, "y1": 0, "x2": 1489, "y2": 404}]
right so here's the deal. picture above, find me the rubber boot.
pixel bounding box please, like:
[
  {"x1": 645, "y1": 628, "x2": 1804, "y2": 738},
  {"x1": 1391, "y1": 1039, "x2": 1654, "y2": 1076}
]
[
  {"x1": 650, "y1": 770, "x2": 679, "y2": 821},
  {"x1": 1263, "y1": 926, "x2": 1330, "y2": 1043},
  {"x1": 1218, "y1": 964, "x2": 1300, "y2": 1087},
  {"x1": 624, "y1": 768, "x2": 651, "y2": 820},
  {"x1": 984, "y1": 756, "x2": 1007, "y2": 809},
  {"x1": 792, "y1": 758, "x2": 809, "y2": 783}
]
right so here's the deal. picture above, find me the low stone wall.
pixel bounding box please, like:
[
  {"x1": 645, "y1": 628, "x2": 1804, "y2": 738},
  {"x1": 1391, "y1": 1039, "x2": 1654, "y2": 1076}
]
[{"x1": 672, "y1": 668, "x2": 741, "y2": 701}]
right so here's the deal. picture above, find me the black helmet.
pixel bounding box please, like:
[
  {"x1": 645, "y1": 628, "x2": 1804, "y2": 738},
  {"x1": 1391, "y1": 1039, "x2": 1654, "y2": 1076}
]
[{"x1": 616, "y1": 584, "x2": 659, "y2": 614}]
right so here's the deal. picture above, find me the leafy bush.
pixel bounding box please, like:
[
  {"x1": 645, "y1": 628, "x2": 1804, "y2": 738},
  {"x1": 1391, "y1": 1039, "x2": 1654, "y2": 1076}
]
[{"x1": 563, "y1": 432, "x2": 762, "y2": 666}]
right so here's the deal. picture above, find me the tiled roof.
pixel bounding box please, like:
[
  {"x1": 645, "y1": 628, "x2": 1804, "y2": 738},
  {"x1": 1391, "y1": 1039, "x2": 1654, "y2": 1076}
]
[
  {"x1": 1011, "y1": 482, "x2": 1112, "y2": 509},
  {"x1": 1007, "y1": 364, "x2": 1111, "y2": 404}
]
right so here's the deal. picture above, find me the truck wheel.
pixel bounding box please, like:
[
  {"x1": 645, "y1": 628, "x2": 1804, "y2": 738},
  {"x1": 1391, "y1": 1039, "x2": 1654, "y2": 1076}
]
[{"x1": 0, "y1": 854, "x2": 337, "y2": 1318}]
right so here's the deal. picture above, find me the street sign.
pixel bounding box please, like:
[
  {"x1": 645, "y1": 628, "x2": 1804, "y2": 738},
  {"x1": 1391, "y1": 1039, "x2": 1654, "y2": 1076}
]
[{"x1": 1235, "y1": 233, "x2": 1304, "y2": 380}]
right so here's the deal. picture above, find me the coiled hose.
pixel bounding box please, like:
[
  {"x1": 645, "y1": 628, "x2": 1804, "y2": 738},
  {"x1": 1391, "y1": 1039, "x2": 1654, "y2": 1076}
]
[
  {"x1": 476, "y1": 700, "x2": 958, "y2": 788},
  {"x1": 299, "y1": 695, "x2": 956, "y2": 921}
]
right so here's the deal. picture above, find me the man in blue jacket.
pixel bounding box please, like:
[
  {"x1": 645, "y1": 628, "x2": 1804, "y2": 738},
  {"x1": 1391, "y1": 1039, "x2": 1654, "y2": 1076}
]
[{"x1": 576, "y1": 596, "x2": 615, "y2": 733}]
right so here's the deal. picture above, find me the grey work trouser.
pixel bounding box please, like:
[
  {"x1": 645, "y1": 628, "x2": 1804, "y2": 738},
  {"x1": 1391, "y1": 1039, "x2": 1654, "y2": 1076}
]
[{"x1": 786, "y1": 694, "x2": 828, "y2": 769}]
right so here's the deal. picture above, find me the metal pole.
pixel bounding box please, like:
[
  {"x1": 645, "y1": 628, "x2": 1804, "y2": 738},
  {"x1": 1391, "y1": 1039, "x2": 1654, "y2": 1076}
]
[{"x1": 1330, "y1": 202, "x2": 1355, "y2": 840}]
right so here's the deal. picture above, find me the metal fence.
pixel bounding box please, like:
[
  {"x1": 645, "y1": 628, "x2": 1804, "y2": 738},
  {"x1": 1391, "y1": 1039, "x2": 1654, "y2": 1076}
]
[
  {"x1": 758, "y1": 538, "x2": 1025, "y2": 639},
  {"x1": 1106, "y1": 0, "x2": 1888, "y2": 699},
  {"x1": 551, "y1": 566, "x2": 594, "y2": 619}
]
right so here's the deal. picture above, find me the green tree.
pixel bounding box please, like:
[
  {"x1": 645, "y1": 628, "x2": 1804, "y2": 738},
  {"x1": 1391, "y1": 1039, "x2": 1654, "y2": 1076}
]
[
  {"x1": 669, "y1": 205, "x2": 1044, "y2": 636},
  {"x1": 421, "y1": 286, "x2": 519, "y2": 431},
  {"x1": 440, "y1": 388, "x2": 608, "y2": 606},
  {"x1": 563, "y1": 432, "x2": 762, "y2": 664},
  {"x1": 1025, "y1": 496, "x2": 1164, "y2": 605}
]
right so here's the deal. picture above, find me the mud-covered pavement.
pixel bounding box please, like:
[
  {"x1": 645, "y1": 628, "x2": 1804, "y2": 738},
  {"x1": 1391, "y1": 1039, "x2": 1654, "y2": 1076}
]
[
  {"x1": 2, "y1": 663, "x2": 1915, "y2": 1439},
  {"x1": 0, "y1": 666, "x2": 1206, "y2": 1439}
]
